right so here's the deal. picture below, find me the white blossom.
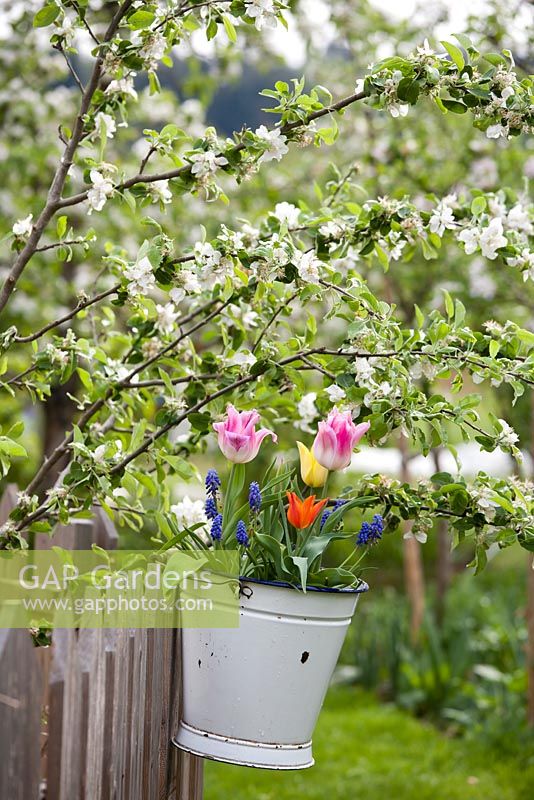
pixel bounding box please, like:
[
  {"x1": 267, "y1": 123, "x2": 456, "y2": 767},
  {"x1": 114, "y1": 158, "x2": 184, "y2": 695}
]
[
  {"x1": 273, "y1": 202, "x2": 300, "y2": 226},
  {"x1": 458, "y1": 226, "x2": 480, "y2": 254},
  {"x1": 55, "y1": 15, "x2": 76, "y2": 45},
  {"x1": 325, "y1": 385, "x2": 346, "y2": 403},
  {"x1": 354, "y1": 358, "x2": 374, "y2": 383},
  {"x1": 105, "y1": 76, "x2": 138, "y2": 100},
  {"x1": 228, "y1": 304, "x2": 259, "y2": 328},
  {"x1": 294, "y1": 250, "x2": 322, "y2": 283},
  {"x1": 387, "y1": 102, "x2": 409, "y2": 118},
  {"x1": 189, "y1": 150, "x2": 228, "y2": 178},
  {"x1": 416, "y1": 38, "x2": 434, "y2": 57},
  {"x1": 149, "y1": 180, "x2": 172, "y2": 204},
  {"x1": 92, "y1": 444, "x2": 108, "y2": 464},
  {"x1": 381, "y1": 232, "x2": 406, "y2": 261},
  {"x1": 497, "y1": 419, "x2": 519, "y2": 447},
  {"x1": 155, "y1": 303, "x2": 179, "y2": 335},
  {"x1": 429, "y1": 196, "x2": 457, "y2": 236},
  {"x1": 488, "y1": 195, "x2": 507, "y2": 219},
  {"x1": 486, "y1": 123, "x2": 507, "y2": 139},
  {"x1": 246, "y1": 0, "x2": 278, "y2": 31},
  {"x1": 296, "y1": 392, "x2": 318, "y2": 433},
  {"x1": 124, "y1": 255, "x2": 156, "y2": 296},
  {"x1": 171, "y1": 497, "x2": 208, "y2": 531},
  {"x1": 255, "y1": 125, "x2": 289, "y2": 164},
  {"x1": 194, "y1": 242, "x2": 222, "y2": 269},
  {"x1": 194, "y1": 242, "x2": 232, "y2": 287},
  {"x1": 474, "y1": 487, "x2": 498, "y2": 521},
  {"x1": 140, "y1": 33, "x2": 167, "y2": 68},
  {"x1": 183, "y1": 270, "x2": 202, "y2": 293},
  {"x1": 94, "y1": 112, "x2": 116, "y2": 139},
  {"x1": 12, "y1": 213, "x2": 33, "y2": 237},
  {"x1": 509, "y1": 248, "x2": 534, "y2": 280},
  {"x1": 227, "y1": 350, "x2": 257, "y2": 368},
  {"x1": 218, "y1": 225, "x2": 245, "y2": 249},
  {"x1": 240, "y1": 222, "x2": 260, "y2": 246},
  {"x1": 479, "y1": 217, "x2": 507, "y2": 259},
  {"x1": 506, "y1": 203, "x2": 532, "y2": 235},
  {"x1": 45, "y1": 343, "x2": 69, "y2": 367},
  {"x1": 170, "y1": 270, "x2": 202, "y2": 303},
  {"x1": 87, "y1": 170, "x2": 114, "y2": 214},
  {"x1": 319, "y1": 220, "x2": 345, "y2": 239}
]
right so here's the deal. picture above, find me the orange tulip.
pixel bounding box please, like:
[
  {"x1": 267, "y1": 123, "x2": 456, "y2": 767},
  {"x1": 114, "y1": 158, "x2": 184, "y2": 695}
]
[{"x1": 286, "y1": 492, "x2": 329, "y2": 530}]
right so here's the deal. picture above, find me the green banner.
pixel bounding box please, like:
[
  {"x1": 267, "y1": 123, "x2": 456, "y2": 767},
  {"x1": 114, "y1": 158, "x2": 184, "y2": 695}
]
[{"x1": 0, "y1": 549, "x2": 240, "y2": 629}]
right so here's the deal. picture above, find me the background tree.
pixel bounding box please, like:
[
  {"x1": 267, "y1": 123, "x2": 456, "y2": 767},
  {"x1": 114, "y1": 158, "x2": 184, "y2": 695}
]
[{"x1": 0, "y1": 0, "x2": 533, "y2": 728}]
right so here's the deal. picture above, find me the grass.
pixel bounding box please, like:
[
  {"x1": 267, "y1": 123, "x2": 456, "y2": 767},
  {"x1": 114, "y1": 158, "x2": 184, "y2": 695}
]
[{"x1": 204, "y1": 686, "x2": 534, "y2": 800}]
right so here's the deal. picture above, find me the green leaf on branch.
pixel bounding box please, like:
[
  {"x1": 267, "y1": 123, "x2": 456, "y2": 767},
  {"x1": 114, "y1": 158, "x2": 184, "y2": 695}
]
[
  {"x1": 33, "y1": 4, "x2": 60, "y2": 27},
  {"x1": 440, "y1": 40, "x2": 465, "y2": 71},
  {"x1": 56, "y1": 215, "x2": 67, "y2": 238},
  {"x1": 0, "y1": 437, "x2": 27, "y2": 457},
  {"x1": 441, "y1": 99, "x2": 468, "y2": 114},
  {"x1": 222, "y1": 14, "x2": 237, "y2": 42},
  {"x1": 127, "y1": 9, "x2": 156, "y2": 29},
  {"x1": 470, "y1": 196, "x2": 487, "y2": 216}
]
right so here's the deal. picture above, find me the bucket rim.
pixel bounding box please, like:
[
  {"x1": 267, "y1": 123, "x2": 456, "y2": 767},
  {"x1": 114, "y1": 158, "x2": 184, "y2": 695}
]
[{"x1": 239, "y1": 576, "x2": 369, "y2": 594}]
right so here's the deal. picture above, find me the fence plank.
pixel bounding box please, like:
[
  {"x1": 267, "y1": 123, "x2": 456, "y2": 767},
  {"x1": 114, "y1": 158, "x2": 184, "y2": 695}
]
[
  {"x1": 47, "y1": 628, "x2": 69, "y2": 800},
  {"x1": 100, "y1": 631, "x2": 117, "y2": 800},
  {"x1": 0, "y1": 628, "x2": 43, "y2": 800}
]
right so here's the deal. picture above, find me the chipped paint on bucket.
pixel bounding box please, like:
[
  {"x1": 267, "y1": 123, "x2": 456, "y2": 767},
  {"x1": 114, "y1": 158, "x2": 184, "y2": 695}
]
[{"x1": 173, "y1": 577, "x2": 368, "y2": 769}]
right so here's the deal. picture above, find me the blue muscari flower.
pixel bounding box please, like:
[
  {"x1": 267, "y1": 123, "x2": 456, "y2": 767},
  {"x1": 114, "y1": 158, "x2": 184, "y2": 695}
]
[
  {"x1": 321, "y1": 499, "x2": 347, "y2": 530},
  {"x1": 205, "y1": 496, "x2": 218, "y2": 520},
  {"x1": 248, "y1": 481, "x2": 262, "y2": 513},
  {"x1": 320, "y1": 509, "x2": 332, "y2": 530},
  {"x1": 205, "y1": 469, "x2": 221, "y2": 498},
  {"x1": 357, "y1": 521, "x2": 372, "y2": 546},
  {"x1": 210, "y1": 514, "x2": 223, "y2": 541},
  {"x1": 357, "y1": 513, "x2": 384, "y2": 546},
  {"x1": 236, "y1": 519, "x2": 249, "y2": 547}
]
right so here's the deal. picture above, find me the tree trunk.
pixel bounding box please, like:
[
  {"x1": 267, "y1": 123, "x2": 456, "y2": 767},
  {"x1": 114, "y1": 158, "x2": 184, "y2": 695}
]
[
  {"x1": 40, "y1": 378, "x2": 77, "y2": 492},
  {"x1": 39, "y1": 258, "x2": 80, "y2": 493},
  {"x1": 399, "y1": 437, "x2": 425, "y2": 644},
  {"x1": 433, "y1": 449, "x2": 451, "y2": 627}
]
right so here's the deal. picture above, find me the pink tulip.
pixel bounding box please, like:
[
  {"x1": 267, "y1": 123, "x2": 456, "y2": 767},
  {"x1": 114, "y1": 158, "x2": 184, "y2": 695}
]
[
  {"x1": 213, "y1": 404, "x2": 277, "y2": 463},
  {"x1": 313, "y1": 410, "x2": 370, "y2": 471}
]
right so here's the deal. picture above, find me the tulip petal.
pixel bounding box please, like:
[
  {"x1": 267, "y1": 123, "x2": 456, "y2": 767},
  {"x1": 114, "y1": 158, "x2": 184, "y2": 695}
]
[{"x1": 313, "y1": 422, "x2": 339, "y2": 470}]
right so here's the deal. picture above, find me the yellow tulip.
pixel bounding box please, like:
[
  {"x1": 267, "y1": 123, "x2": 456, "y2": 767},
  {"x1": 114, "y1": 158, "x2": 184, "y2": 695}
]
[{"x1": 296, "y1": 441, "x2": 329, "y2": 488}]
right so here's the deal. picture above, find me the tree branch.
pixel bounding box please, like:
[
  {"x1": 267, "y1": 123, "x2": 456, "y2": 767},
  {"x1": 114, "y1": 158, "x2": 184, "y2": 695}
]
[
  {"x1": 34, "y1": 238, "x2": 88, "y2": 253},
  {"x1": 54, "y1": 43, "x2": 85, "y2": 93},
  {"x1": 14, "y1": 284, "x2": 121, "y2": 344},
  {"x1": 0, "y1": 0, "x2": 135, "y2": 317},
  {"x1": 54, "y1": 90, "x2": 368, "y2": 210}
]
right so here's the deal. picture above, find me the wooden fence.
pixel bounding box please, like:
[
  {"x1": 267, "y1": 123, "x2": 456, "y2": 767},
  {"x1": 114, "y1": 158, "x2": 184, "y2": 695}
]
[{"x1": 0, "y1": 485, "x2": 204, "y2": 800}]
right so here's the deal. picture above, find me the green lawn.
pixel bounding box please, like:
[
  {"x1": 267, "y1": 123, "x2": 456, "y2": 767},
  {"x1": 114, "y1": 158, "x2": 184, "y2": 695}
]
[{"x1": 204, "y1": 687, "x2": 534, "y2": 800}]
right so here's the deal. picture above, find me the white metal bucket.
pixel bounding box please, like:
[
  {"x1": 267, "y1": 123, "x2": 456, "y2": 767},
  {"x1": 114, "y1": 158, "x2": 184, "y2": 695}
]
[{"x1": 173, "y1": 577, "x2": 368, "y2": 769}]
